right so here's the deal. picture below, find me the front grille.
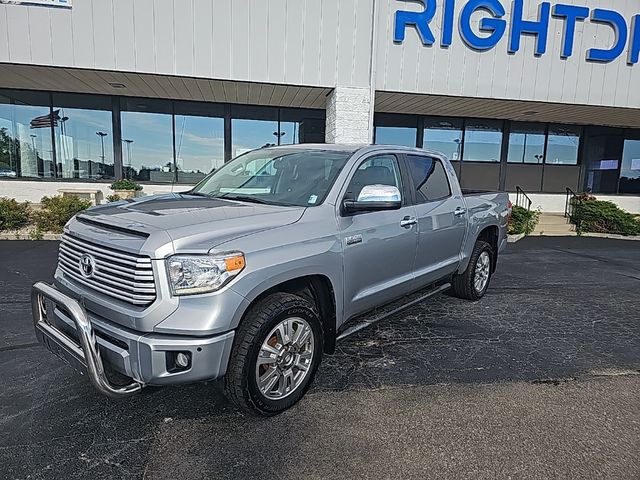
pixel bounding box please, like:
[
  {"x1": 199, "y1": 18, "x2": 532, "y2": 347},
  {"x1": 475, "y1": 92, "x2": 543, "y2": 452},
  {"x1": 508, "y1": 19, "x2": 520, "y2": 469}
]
[{"x1": 58, "y1": 234, "x2": 156, "y2": 306}]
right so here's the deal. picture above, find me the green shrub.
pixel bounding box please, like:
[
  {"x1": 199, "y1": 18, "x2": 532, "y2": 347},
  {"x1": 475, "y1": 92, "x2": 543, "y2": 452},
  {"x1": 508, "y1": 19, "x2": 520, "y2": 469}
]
[
  {"x1": 33, "y1": 195, "x2": 91, "y2": 233},
  {"x1": 0, "y1": 197, "x2": 32, "y2": 231},
  {"x1": 106, "y1": 194, "x2": 121, "y2": 202},
  {"x1": 111, "y1": 179, "x2": 142, "y2": 191},
  {"x1": 571, "y1": 199, "x2": 640, "y2": 236},
  {"x1": 508, "y1": 205, "x2": 540, "y2": 235}
]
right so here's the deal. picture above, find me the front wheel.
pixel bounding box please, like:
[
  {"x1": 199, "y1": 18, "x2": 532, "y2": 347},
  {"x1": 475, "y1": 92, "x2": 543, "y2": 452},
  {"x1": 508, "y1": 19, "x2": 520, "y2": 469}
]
[
  {"x1": 451, "y1": 240, "x2": 494, "y2": 300},
  {"x1": 224, "y1": 293, "x2": 323, "y2": 415}
]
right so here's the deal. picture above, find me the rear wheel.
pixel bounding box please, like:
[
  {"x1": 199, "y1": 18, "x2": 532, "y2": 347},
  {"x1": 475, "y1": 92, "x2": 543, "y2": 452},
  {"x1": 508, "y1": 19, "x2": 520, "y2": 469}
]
[
  {"x1": 224, "y1": 292, "x2": 323, "y2": 415},
  {"x1": 451, "y1": 240, "x2": 494, "y2": 300}
]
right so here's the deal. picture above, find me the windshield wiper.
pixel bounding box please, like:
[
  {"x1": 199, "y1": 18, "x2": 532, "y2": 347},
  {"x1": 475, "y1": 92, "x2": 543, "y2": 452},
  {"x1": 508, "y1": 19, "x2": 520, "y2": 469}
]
[{"x1": 219, "y1": 194, "x2": 272, "y2": 205}]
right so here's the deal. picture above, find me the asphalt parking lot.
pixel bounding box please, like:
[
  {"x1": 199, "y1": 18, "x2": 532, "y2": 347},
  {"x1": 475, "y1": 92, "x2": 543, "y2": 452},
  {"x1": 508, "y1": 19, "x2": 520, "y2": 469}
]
[{"x1": 1, "y1": 237, "x2": 639, "y2": 479}]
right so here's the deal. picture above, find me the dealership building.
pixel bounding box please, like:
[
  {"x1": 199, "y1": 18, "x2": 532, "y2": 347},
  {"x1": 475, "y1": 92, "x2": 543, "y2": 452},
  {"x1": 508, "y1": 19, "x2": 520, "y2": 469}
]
[{"x1": 0, "y1": 0, "x2": 639, "y2": 213}]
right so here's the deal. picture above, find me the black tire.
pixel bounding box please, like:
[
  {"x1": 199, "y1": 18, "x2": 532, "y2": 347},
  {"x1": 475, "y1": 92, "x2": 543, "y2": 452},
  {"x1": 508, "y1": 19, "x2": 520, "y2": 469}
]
[
  {"x1": 224, "y1": 292, "x2": 323, "y2": 416},
  {"x1": 451, "y1": 240, "x2": 494, "y2": 300}
]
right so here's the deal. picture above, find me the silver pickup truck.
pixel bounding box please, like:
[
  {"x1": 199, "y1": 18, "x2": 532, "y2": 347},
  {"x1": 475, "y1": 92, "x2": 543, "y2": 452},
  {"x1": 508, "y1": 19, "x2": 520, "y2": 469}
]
[{"x1": 32, "y1": 145, "x2": 510, "y2": 415}]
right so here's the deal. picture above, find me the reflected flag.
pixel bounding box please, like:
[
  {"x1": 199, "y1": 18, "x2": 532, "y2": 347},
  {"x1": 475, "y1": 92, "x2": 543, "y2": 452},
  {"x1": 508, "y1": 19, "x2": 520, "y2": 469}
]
[{"x1": 30, "y1": 110, "x2": 61, "y2": 129}]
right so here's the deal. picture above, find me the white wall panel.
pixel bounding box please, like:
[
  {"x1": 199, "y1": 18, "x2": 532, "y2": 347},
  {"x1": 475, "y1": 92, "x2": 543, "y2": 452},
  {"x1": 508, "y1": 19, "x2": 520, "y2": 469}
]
[
  {"x1": 112, "y1": 0, "x2": 135, "y2": 71},
  {"x1": 285, "y1": 0, "x2": 304, "y2": 84},
  {"x1": 378, "y1": 0, "x2": 640, "y2": 109},
  {"x1": 174, "y1": 0, "x2": 194, "y2": 76},
  {"x1": 154, "y1": 0, "x2": 175, "y2": 74},
  {"x1": 27, "y1": 8, "x2": 52, "y2": 65},
  {"x1": 0, "y1": 0, "x2": 373, "y2": 89},
  {"x1": 6, "y1": 6, "x2": 31, "y2": 62},
  {"x1": 132, "y1": 0, "x2": 155, "y2": 72}
]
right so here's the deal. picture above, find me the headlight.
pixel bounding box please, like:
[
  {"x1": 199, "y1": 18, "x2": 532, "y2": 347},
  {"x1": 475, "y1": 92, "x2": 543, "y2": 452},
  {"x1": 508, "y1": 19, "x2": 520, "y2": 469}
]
[{"x1": 166, "y1": 252, "x2": 245, "y2": 296}]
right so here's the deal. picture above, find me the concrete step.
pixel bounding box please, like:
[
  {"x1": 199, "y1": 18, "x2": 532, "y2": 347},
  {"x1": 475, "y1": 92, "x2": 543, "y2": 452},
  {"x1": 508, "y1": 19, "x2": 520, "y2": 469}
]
[{"x1": 536, "y1": 213, "x2": 571, "y2": 226}]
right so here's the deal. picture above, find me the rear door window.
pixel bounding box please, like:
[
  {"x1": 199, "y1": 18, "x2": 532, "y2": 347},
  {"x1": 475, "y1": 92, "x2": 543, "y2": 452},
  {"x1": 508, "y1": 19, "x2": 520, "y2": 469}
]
[{"x1": 406, "y1": 155, "x2": 451, "y2": 203}]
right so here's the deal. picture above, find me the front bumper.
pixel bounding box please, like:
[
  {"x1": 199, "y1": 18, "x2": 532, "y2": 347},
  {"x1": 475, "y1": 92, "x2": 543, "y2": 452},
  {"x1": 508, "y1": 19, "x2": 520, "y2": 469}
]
[{"x1": 31, "y1": 282, "x2": 235, "y2": 398}]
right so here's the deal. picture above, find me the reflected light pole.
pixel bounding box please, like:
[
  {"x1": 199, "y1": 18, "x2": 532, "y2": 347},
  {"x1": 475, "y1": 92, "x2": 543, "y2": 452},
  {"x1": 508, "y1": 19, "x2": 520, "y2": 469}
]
[
  {"x1": 273, "y1": 131, "x2": 286, "y2": 145},
  {"x1": 123, "y1": 139, "x2": 134, "y2": 178},
  {"x1": 96, "y1": 131, "x2": 108, "y2": 175}
]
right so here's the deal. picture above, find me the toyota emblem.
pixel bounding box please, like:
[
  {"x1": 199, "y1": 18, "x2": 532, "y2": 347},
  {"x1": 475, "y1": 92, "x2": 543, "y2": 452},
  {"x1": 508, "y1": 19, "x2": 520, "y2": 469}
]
[{"x1": 79, "y1": 254, "x2": 96, "y2": 278}]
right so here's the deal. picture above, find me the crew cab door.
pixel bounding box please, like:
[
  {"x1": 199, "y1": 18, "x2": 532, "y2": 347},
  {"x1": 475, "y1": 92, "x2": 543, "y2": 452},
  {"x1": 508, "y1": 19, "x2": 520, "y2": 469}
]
[
  {"x1": 338, "y1": 153, "x2": 418, "y2": 319},
  {"x1": 404, "y1": 154, "x2": 467, "y2": 287}
]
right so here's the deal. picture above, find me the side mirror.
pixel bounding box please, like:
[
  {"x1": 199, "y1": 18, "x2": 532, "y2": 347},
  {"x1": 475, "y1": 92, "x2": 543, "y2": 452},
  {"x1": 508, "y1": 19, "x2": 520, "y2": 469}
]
[{"x1": 343, "y1": 184, "x2": 402, "y2": 214}]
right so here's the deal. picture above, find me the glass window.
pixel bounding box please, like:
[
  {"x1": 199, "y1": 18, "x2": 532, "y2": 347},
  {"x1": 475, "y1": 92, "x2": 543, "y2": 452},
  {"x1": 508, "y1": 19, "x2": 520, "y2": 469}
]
[
  {"x1": 173, "y1": 102, "x2": 225, "y2": 184},
  {"x1": 546, "y1": 124, "x2": 581, "y2": 165},
  {"x1": 279, "y1": 108, "x2": 326, "y2": 145},
  {"x1": 406, "y1": 154, "x2": 451, "y2": 202},
  {"x1": 374, "y1": 114, "x2": 417, "y2": 147},
  {"x1": 619, "y1": 137, "x2": 640, "y2": 194},
  {"x1": 52, "y1": 93, "x2": 114, "y2": 180},
  {"x1": 192, "y1": 148, "x2": 352, "y2": 207},
  {"x1": 345, "y1": 154, "x2": 402, "y2": 200},
  {"x1": 507, "y1": 122, "x2": 546, "y2": 164},
  {"x1": 121, "y1": 98, "x2": 174, "y2": 183},
  {"x1": 463, "y1": 119, "x2": 503, "y2": 163},
  {"x1": 231, "y1": 106, "x2": 279, "y2": 157},
  {"x1": 375, "y1": 127, "x2": 417, "y2": 147},
  {"x1": 423, "y1": 117, "x2": 463, "y2": 161},
  {"x1": 0, "y1": 90, "x2": 54, "y2": 178}
]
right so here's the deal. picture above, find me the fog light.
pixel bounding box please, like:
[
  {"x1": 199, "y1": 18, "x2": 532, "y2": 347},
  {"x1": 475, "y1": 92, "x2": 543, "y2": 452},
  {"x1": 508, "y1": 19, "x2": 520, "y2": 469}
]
[{"x1": 176, "y1": 352, "x2": 190, "y2": 368}]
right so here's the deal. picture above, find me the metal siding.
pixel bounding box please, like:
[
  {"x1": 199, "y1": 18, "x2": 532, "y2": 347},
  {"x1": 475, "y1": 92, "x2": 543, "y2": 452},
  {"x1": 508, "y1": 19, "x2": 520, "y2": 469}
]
[
  {"x1": 285, "y1": 0, "x2": 304, "y2": 84},
  {"x1": 212, "y1": 0, "x2": 232, "y2": 80},
  {"x1": 378, "y1": 0, "x2": 640, "y2": 109},
  {"x1": 231, "y1": 0, "x2": 249, "y2": 80},
  {"x1": 92, "y1": 0, "x2": 115, "y2": 70},
  {"x1": 6, "y1": 6, "x2": 31, "y2": 62},
  {"x1": 154, "y1": 0, "x2": 174, "y2": 74},
  {"x1": 28, "y1": 7, "x2": 53, "y2": 65},
  {"x1": 113, "y1": 0, "x2": 135, "y2": 71},
  {"x1": 133, "y1": 0, "x2": 156, "y2": 72},
  {"x1": 0, "y1": 7, "x2": 8, "y2": 61},
  {"x1": 193, "y1": 0, "x2": 213, "y2": 78},
  {"x1": 174, "y1": 0, "x2": 194, "y2": 76},
  {"x1": 265, "y1": 0, "x2": 285, "y2": 83},
  {"x1": 248, "y1": 0, "x2": 268, "y2": 82},
  {"x1": 319, "y1": 0, "x2": 339, "y2": 86},
  {"x1": 302, "y1": 0, "x2": 322, "y2": 84}
]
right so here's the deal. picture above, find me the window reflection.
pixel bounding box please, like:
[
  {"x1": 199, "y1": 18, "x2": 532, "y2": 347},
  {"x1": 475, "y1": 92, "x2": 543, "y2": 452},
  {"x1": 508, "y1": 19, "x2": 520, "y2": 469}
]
[
  {"x1": 0, "y1": 91, "x2": 54, "y2": 178},
  {"x1": 507, "y1": 123, "x2": 546, "y2": 164},
  {"x1": 423, "y1": 117, "x2": 463, "y2": 161},
  {"x1": 175, "y1": 114, "x2": 224, "y2": 183},
  {"x1": 375, "y1": 127, "x2": 417, "y2": 147},
  {"x1": 619, "y1": 138, "x2": 640, "y2": 194},
  {"x1": 279, "y1": 108, "x2": 326, "y2": 145},
  {"x1": 546, "y1": 125, "x2": 580, "y2": 165},
  {"x1": 53, "y1": 94, "x2": 114, "y2": 180},
  {"x1": 463, "y1": 119, "x2": 503, "y2": 163},
  {"x1": 121, "y1": 98, "x2": 173, "y2": 183},
  {"x1": 231, "y1": 106, "x2": 278, "y2": 157}
]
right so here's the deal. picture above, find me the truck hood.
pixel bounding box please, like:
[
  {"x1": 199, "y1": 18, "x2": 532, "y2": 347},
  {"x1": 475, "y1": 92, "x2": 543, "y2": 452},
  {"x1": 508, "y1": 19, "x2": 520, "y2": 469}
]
[{"x1": 77, "y1": 194, "x2": 305, "y2": 254}]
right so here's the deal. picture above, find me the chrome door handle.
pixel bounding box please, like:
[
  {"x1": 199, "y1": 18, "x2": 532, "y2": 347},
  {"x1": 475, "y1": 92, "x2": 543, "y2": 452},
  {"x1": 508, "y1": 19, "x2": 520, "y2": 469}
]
[
  {"x1": 454, "y1": 207, "x2": 466, "y2": 217},
  {"x1": 400, "y1": 216, "x2": 418, "y2": 228}
]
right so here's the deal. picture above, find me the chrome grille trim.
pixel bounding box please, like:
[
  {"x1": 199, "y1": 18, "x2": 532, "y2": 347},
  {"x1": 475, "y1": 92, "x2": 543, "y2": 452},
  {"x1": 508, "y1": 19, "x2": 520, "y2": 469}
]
[{"x1": 58, "y1": 234, "x2": 156, "y2": 306}]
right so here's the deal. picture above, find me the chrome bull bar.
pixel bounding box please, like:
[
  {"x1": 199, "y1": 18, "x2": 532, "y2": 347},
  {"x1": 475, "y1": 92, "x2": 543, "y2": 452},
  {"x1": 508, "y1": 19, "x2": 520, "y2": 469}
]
[{"x1": 31, "y1": 282, "x2": 142, "y2": 398}]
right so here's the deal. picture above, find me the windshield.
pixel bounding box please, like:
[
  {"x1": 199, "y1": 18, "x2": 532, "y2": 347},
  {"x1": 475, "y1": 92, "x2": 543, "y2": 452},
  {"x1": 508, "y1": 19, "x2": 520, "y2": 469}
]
[{"x1": 190, "y1": 148, "x2": 353, "y2": 207}]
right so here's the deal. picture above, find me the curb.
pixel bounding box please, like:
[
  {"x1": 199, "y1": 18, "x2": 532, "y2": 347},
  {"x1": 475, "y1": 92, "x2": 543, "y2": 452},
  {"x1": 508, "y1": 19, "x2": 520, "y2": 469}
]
[
  {"x1": 0, "y1": 233, "x2": 62, "y2": 241},
  {"x1": 581, "y1": 233, "x2": 640, "y2": 241},
  {"x1": 507, "y1": 234, "x2": 526, "y2": 243}
]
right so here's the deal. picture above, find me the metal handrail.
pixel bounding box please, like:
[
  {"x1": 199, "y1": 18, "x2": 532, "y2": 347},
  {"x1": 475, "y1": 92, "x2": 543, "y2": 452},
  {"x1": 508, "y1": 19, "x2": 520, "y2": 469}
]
[
  {"x1": 565, "y1": 187, "x2": 577, "y2": 222},
  {"x1": 515, "y1": 186, "x2": 532, "y2": 211}
]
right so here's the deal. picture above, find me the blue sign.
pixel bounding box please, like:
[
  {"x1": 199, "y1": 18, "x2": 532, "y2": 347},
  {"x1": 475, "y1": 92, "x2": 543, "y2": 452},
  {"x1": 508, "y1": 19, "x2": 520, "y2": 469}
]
[
  {"x1": 0, "y1": 0, "x2": 72, "y2": 8},
  {"x1": 394, "y1": 0, "x2": 640, "y2": 65}
]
